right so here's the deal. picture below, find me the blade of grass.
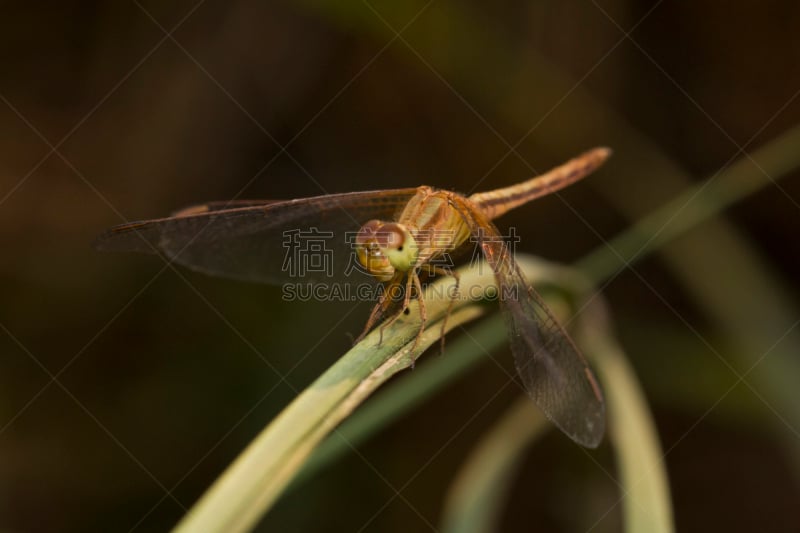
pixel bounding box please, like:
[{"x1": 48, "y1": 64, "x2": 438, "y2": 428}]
[
  {"x1": 578, "y1": 296, "x2": 674, "y2": 533},
  {"x1": 579, "y1": 122, "x2": 800, "y2": 469},
  {"x1": 281, "y1": 118, "x2": 800, "y2": 487},
  {"x1": 289, "y1": 258, "x2": 573, "y2": 491},
  {"x1": 578, "y1": 123, "x2": 800, "y2": 283},
  {"x1": 442, "y1": 260, "x2": 673, "y2": 533},
  {"x1": 290, "y1": 312, "x2": 507, "y2": 489},
  {"x1": 294, "y1": 1, "x2": 800, "y2": 450},
  {"x1": 171, "y1": 5, "x2": 799, "y2": 527},
  {"x1": 173, "y1": 263, "x2": 498, "y2": 533},
  {"x1": 440, "y1": 397, "x2": 547, "y2": 533}
]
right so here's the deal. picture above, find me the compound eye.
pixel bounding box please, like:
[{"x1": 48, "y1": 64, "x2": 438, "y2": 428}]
[
  {"x1": 374, "y1": 223, "x2": 406, "y2": 251},
  {"x1": 355, "y1": 220, "x2": 395, "y2": 281},
  {"x1": 356, "y1": 219, "x2": 383, "y2": 246}
]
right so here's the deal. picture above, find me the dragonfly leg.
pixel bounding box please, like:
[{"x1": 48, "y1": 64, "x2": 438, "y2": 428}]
[
  {"x1": 409, "y1": 272, "x2": 427, "y2": 364},
  {"x1": 427, "y1": 266, "x2": 460, "y2": 354},
  {"x1": 385, "y1": 270, "x2": 431, "y2": 366},
  {"x1": 358, "y1": 269, "x2": 429, "y2": 364},
  {"x1": 355, "y1": 277, "x2": 401, "y2": 345},
  {"x1": 356, "y1": 299, "x2": 384, "y2": 345},
  {"x1": 378, "y1": 270, "x2": 417, "y2": 343}
]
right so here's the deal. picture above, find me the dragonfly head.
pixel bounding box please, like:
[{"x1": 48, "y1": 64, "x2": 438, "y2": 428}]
[{"x1": 355, "y1": 220, "x2": 419, "y2": 280}]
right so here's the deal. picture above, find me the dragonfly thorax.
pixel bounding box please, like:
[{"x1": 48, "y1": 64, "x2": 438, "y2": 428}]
[{"x1": 355, "y1": 220, "x2": 419, "y2": 281}]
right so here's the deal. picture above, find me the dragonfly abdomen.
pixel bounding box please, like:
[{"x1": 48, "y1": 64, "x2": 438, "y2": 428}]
[{"x1": 469, "y1": 147, "x2": 611, "y2": 220}]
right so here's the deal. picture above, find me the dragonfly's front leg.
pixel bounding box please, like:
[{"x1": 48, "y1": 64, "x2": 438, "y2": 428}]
[
  {"x1": 410, "y1": 271, "x2": 427, "y2": 359},
  {"x1": 355, "y1": 277, "x2": 400, "y2": 345},
  {"x1": 377, "y1": 269, "x2": 426, "y2": 367},
  {"x1": 379, "y1": 269, "x2": 417, "y2": 340},
  {"x1": 359, "y1": 268, "x2": 429, "y2": 362},
  {"x1": 356, "y1": 299, "x2": 385, "y2": 345},
  {"x1": 424, "y1": 265, "x2": 460, "y2": 354}
]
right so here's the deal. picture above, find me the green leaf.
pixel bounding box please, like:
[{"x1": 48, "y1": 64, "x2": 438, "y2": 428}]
[
  {"x1": 173, "y1": 262, "x2": 497, "y2": 533},
  {"x1": 439, "y1": 261, "x2": 674, "y2": 533}
]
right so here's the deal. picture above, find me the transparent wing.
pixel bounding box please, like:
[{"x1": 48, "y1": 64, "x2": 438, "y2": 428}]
[
  {"x1": 169, "y1": 199, "x2": 284, "y2": 217},
  {"x1": 95, "y1": 189, "x2": 418, "y2": 285},
  {"x1": 460, "y1": 204, "x2": 605, "y2": 447}
]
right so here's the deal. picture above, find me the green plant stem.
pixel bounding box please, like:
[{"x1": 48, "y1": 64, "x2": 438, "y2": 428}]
[
  {"x1": 173, "y1": 265, "x2": 497, "y2": 533},
  {"x1": 437, "y1": 260, "x2": 673, "y2": 533},
  {"x1": 295, "y1": 0, "x2": 800, "y2": 459},
  {"x1": 577, "y1": 296, "x2": 674, "y2": 533},
  {"x1": 440, "y1": 397, "x2": 547, "y2": 533},
  {"x1": 291, "y1": 312, "x2": 507, "y2": 489}
]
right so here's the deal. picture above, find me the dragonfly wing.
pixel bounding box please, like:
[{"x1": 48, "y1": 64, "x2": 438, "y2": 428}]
[
  {"x1": 461, "y1": 207, "x2": 605, "y2": 447},
  {"x1": 95, "y1": 188, "x2": 419, "y2": 286},
  {"x1": 170, "y1": 199, "x2": 284, "y2": 217}
]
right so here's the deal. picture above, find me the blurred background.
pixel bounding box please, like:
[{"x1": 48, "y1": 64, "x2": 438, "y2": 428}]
[{"x1": 2, "y1": 1, "x2": 800, "y2": 531}]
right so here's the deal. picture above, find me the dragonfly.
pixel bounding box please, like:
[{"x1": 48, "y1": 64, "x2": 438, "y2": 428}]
[{"x1": 96, "y1": 147, "x2": 611, "y2": 447}]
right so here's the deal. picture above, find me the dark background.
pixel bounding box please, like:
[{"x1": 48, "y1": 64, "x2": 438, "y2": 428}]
[{"x1": 2, "y1": 1, "x2": 800, "y2": 531}]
